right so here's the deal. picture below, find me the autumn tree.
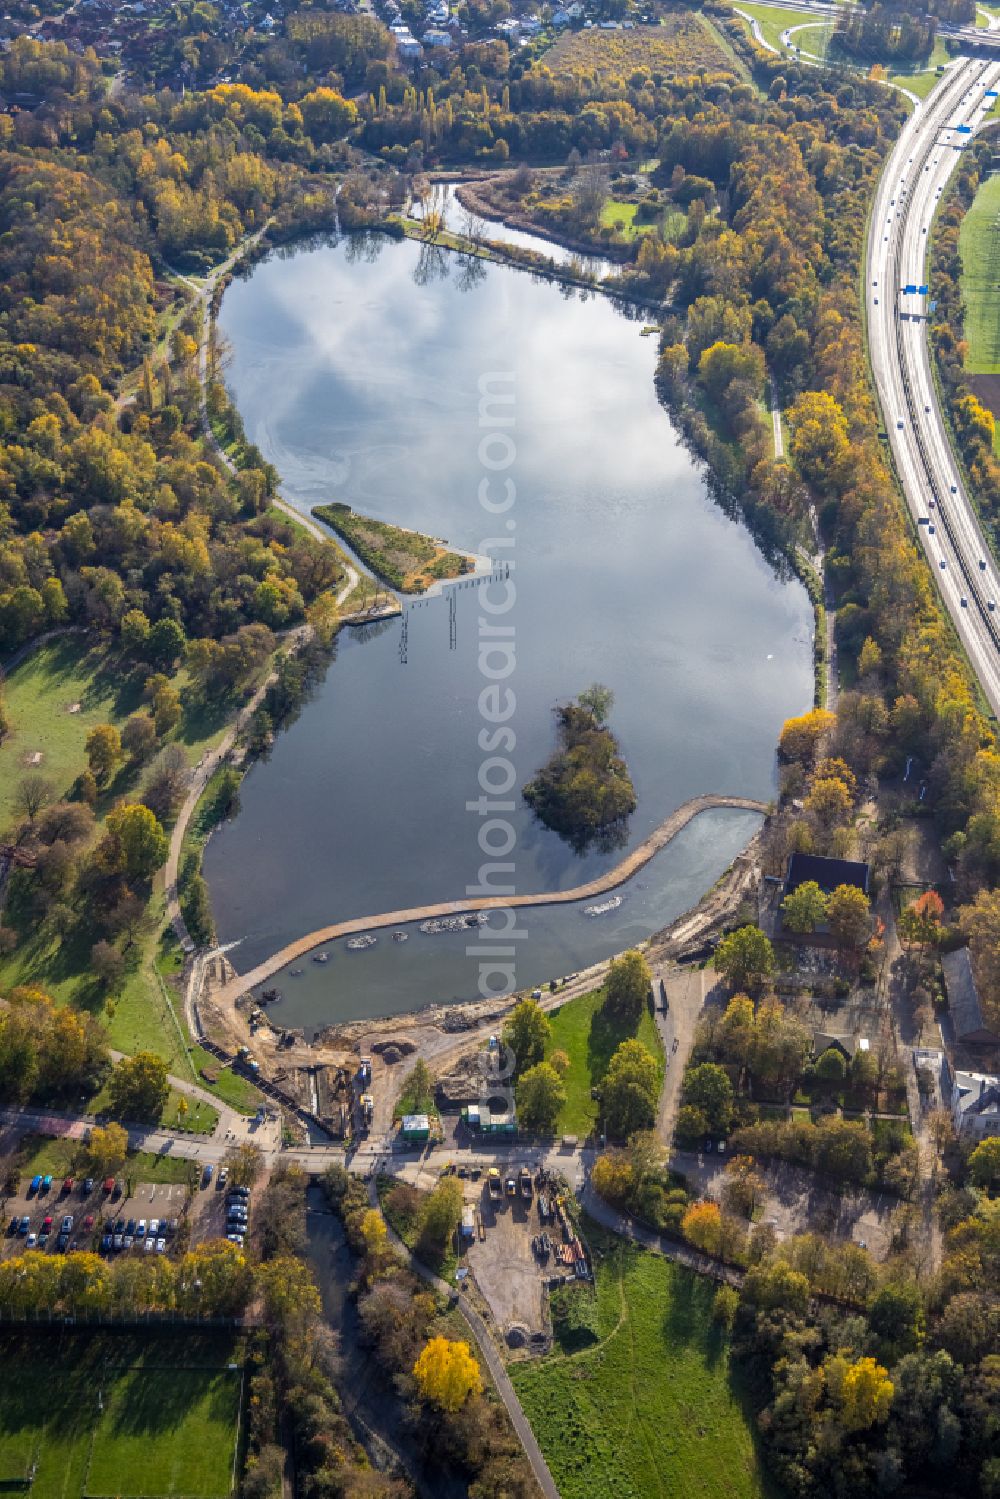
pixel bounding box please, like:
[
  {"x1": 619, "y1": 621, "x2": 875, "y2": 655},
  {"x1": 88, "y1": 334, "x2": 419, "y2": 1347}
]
[
  {"x1": 968, "y1": 1135, "x2": 1000, "y2": 1187},
  {"x1": 803, "y1": 775, "x2": 853, "y2": 832},
  {"x1": 82, "y1": 1122, "x2": 128, "y2": 1180},
  {"x1": 602, "y1": 1037, "x2": 660, "y2": 1139},
  {"x1": 681, "y1": 1199, "x2": 723, "y2": 1255},
  {"x1": 16, "y1": 774, "x2": 54, "y2": 823},
  {"x1": 779, "y1": 708, "x2": 835, "y2": 764},
  {"x1": 223, "y1": 1142, "x2": 264, "y2": 1187},
  {"x1": 412, "y1": 1336, "x2": 482, "y2": 1412},
  {"x1": 516, "y1": 1060, "x2": 566, "y2": 1134},
  {"x1": 101, "y1": 803, "x2": 169, "y2": 882},
  {"x1": 603, "y1": 948, "x2": 651, "y2": 1023},
  {"x1": 682, "y1": 1062, "x2": 734, "y2": 1134},
  {"x1": 825, "y1": 1353, "x2": 893, "y2": 1432},
  {"x1": 418, "y1": 1177, "x2": 463, "y2": 1255},
  {"x1": 86, "y1": 723, "x2": 122, "y2": 782},
  {"x1": 827, "y1": 884, "x2": 871, "y2": 948},
  {"x1": 107, "y1": 1050, "x2": 169, "y2": 1122},
  {"x1": 360, "y1": 1208, "x2": 387, "y2": 1257},
  {"x1": 782, "y1": 879, "x2": 828, "y2": 933},
  {"x1": 898, "y1": 889, "x2": 944, "y2": 949},
  {"x1": 503, "y1": 997, "x2": 550, "y2": 1074},
  {"x1": 715, "y1": 925, "x2": 774, "y2": 993}
]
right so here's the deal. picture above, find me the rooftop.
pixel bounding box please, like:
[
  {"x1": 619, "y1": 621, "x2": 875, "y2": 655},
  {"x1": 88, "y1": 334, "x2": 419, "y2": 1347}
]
[
  {"x1": 942, "y1": 947, "x2": 1000, "y2": 1044},
  {"x1": 785, "y1": 852, "x2": 871, "y2": 897}
]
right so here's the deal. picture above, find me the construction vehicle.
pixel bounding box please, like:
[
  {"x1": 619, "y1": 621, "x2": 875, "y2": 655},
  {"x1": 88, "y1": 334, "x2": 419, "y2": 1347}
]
[
  {"x1": 519, "y1": 1166, "x2": 532, "y2": 1200},
  {"x1": 486, "y1": 1167, "x2": 502, "y2": 1201},
  {"x1": 505, "y1": 1174, "x2": 517, "y2": 1198}
]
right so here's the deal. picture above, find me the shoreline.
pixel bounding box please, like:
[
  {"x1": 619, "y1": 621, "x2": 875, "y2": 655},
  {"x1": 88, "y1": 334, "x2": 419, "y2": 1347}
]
[{"x1": 205, "y1": 793, "x2": 770, "y2": 1015}]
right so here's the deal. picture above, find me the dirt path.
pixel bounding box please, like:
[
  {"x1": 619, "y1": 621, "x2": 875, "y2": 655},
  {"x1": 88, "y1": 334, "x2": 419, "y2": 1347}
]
[{"x1": 211, "y1": 794, "x2": 769, "y2": 1010}]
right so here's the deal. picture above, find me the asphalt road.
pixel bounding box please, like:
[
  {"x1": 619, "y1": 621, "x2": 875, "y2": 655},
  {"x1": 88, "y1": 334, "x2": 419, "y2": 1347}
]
[{"x1": 867, "y1": 56, "x2": 1000, "y2": 715}]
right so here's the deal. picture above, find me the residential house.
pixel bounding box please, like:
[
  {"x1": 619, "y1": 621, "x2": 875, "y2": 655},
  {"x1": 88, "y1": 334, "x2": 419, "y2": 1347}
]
[{"x1": 950, "y1": 1068, "x2": 1000, "y2": 1140}]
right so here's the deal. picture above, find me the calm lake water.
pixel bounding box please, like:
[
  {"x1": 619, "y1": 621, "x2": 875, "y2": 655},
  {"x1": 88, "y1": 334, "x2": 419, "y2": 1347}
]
[{"x1": 204, "y1": 228, "x2": 812, "y2": 1028}]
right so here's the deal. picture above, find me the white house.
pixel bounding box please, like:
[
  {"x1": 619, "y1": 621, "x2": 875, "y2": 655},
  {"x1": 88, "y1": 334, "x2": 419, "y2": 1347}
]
[
  {"x1": 422, "y1": 27, "x2": 452, "y2": 46},
  {"x1": 951, "y1": 1068, "x2": 1000, "y2": 1141}
]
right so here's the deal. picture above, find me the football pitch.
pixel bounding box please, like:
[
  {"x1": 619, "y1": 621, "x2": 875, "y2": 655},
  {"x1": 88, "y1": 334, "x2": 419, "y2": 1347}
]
[{"x1": 0, "y1": 1330, "x2": 244, "y2": 1499}]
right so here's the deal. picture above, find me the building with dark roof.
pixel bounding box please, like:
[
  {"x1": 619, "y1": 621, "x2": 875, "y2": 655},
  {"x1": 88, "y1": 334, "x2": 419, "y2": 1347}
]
[
  {"x1": 784, "y1": 852, "x2": 871, "y2": 898},
  {"x1": 942, "y1": 947, "x2": 1000, "y2": 1046}
]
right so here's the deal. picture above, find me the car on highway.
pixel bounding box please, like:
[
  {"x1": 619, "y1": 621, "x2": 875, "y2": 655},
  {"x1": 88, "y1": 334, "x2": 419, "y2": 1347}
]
[
  {"x1": 941, "y1": 559, "x2": 947, "y2": 569},
  {"x1": 980, "y1": 559, "x2": 987, "y2": 570},
  {"x1": 961, "y1": 597, "x2": 968, "y2": 608},
  {"x1": 989, "y1": 600, "x2": 996, "y2": 612}
]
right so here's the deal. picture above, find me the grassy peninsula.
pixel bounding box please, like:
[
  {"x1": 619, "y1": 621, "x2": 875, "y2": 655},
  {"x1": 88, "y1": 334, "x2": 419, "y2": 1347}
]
[{"x1": 312, "y1": 502, "x2": 471, "y2": 592}]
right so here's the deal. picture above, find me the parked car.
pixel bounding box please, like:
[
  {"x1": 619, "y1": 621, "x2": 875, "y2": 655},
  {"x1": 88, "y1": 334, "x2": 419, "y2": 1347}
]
[
  {"x1": 28, "y1": 1175, "x2": 42, "y2": 1196},
  {"x1": 82, "y1": 1215, "x2": 94, "y2": 1232},
  {"x1": 61, "y1": 1177, "x2": 74, "y2": 1195},
  {"x1": 25, "y1": 1233, "x2": 37, "y2": 1249},
  {"x1": 155, "y1": 1237, "x2": 166, "y2": 1254},
  {"x1": 136, "y1": 1220, "x2": 147, "y2": 1240},
  {"x1": 102, "y1": 1177, "x2": 115, "y2": 1195},
  {"x1": 41, "y1": 1176, "x2": 52, "y2": 1193},
  {"x1": 83, "y1": 1178, "x2": 95, "y2": 1195},
  {"x1": 217, "y1": 1168, "x2": 229, "y2": 1189},
  {"x1": 202, "y1": 1164, "x2": 214, "y2": 1187},
  {"x1": 101, "y1": 1234, "x2": 113, "y2": 1253},
  {"x1": 111, "y1": 1180, "x2": 122, "y2": 1200},
  {"x1": 144, "y1": 1237, "x2": 156, "y2": 1254},
  {"x1": 148, "y1": 1219, "x2": 159, "y2": 1237},
  {"x1": 42, "y1": 1216, "x2": 53, "y2": 1233},
  {"x1": 60, "y1": 1216, "x2": 74, "y2": 1234},
  {"x1": 17, "y1": 1216, "x2": 30, "y2": 1235}
]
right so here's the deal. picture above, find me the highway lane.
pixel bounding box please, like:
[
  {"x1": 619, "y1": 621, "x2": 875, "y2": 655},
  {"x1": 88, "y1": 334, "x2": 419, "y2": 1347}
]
[{"x1": 867, "y1": 56, "x2": 1000, "y2": 714}]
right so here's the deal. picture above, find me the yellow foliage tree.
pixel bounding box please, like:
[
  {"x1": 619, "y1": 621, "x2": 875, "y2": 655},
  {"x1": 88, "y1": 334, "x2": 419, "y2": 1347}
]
[
  {"x1": 412, "y1": 1336, "x2": 483, "y2": 1412},
  {"x1": 779, "y1": 708, "x2": 835, "y2": 764},
  {"x1": 681, "y1": 1199, "x2": 723, "y2": 1255},
  {"x1": 361, "y1": 1209, "x2": 387, "y2": 1255},
  {"x1": 825, "y1": 1354, "x2": 893, "y2": 1432},
  {"x1": 591, "y1": 1149, "x2": 635, "y2": 1206}
]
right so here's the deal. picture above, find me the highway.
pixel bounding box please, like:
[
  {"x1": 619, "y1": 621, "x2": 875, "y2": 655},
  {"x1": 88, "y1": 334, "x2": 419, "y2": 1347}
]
[{"x1": 867, "y1": 56, "x2": 1000, "y2": 714}]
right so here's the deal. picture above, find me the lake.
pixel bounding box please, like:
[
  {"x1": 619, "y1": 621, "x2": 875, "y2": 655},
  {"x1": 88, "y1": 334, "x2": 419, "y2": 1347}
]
[{"x1": 204, "y1": 226, "x2": 812, "y2": 1029}]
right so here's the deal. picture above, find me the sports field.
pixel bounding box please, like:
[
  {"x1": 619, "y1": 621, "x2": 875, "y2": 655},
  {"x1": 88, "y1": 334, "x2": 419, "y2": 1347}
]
[{"x1": 0, "y1": 1330, "x2": 244, "y2": 1499}]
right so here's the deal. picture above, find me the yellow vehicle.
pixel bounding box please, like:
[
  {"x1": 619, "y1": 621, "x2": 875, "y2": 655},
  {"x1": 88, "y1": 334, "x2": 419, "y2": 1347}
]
[{"x1": 486, "y1": 1167, "x2": 502, "y2": 1201}]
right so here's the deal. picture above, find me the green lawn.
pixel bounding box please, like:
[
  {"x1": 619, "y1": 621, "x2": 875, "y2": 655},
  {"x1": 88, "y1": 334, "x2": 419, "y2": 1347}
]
[
  {"x1": 0, "y1": 1329, "x2": 243, "y2": 1499},
  {"x1": 544, "y1": 986, "x2": 664, "y2": 1137},
  {"x1": 736, "y1": 2, "x2": 829, "y2": 52},
  {"x1": 0, "y1": 636, "x2": 233, "y2": 831},
  {"x1": 0, "y1": 637, "x2": 260, "y2": 1080},
  {"x1": 512, "y1": 1228, "x2": 773, "y2": 1499},
  {"x1": 959, "y1": 170, "x2": 1000, "y2": 373},
  {"x1": 16, "y1": 1135, "x2": 199, "y2": 1187}
]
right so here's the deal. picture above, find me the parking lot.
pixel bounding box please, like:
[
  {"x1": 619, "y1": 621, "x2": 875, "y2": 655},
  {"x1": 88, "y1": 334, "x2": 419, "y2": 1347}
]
[{"x1": 1, "y1": 1167, "x2": 255, "y2": 1259}]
